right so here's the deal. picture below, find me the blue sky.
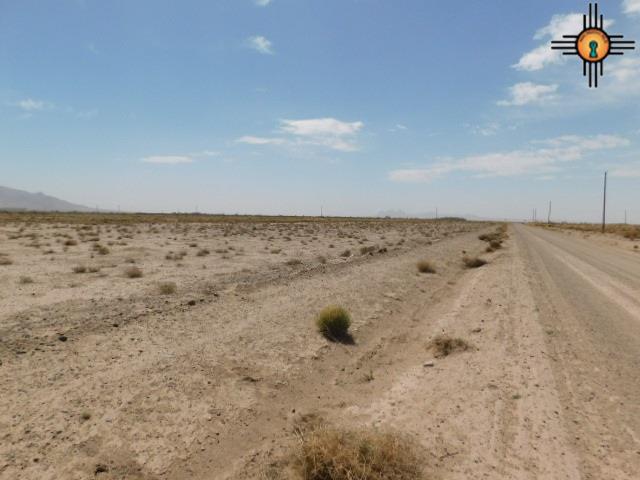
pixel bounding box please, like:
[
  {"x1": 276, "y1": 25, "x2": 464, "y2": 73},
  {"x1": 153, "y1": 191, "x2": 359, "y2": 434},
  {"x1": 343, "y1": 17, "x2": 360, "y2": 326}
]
[{"x1": 1, "y1": 0, "x2": 639, "y2": 221}]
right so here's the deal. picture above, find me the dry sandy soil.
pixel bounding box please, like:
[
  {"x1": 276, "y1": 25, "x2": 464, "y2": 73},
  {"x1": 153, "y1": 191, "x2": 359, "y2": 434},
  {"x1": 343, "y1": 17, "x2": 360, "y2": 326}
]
[{"x1": 1, "y1": 217, "x2": 639, "y2": 479}]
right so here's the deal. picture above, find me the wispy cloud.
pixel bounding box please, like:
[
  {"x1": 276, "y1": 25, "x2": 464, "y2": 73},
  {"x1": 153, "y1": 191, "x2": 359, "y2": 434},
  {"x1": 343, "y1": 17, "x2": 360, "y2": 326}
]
[
  {"x1": 389, "y1": 135, "x2": 630, "y2": 182},
  {"x1": 13, "y1": 98, "x2": 53, "y2": 112},
  {"x1": 75, "y1": 108, "x2": 98, "y2": 119},
  {"x1": 608, "y1": 58, "x2": 640, "y2": 95},
  {"x1": 389, "y1": 124, "x2": 408, "y2": 132},
  {"x1": 238, "y1": 118, "x2": 365, "y2": 152},
  {"x1": 237, "y1": 136, "x2": 286, "y2": 146},
  {"x1": 247, "y1": 35, "x2": 274, "y2": 55},
  {"x1": 467, "y1": 122, "x2": 502, "y2": 136},
  {"x1": 498, "y1": 82, "x2": 558, "y2": 107},
  {"x1": 623, "y1": 0, "x2": 640, "y2": 15},
  {"x1": 514, "y1": 13, "x2": 613, "y2": 71},
  {"x1": 193, "y1": 150, "x2": 220, "y2": 157},
  {"x1": 141, "y1": 155, "x2": 195, "y2": 165},
  {"x1": 254, "y1": 0, "x2": 272, "y2": 6},
  {"x1": 140, "y1": 150, "x2": 220, "y2": 164}
]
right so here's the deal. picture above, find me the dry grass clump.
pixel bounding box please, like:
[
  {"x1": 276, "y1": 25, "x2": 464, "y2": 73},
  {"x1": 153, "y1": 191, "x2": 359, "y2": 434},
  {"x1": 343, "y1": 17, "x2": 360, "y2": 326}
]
[
  {"x1": 623, "y1": 227, "x2": 640, "y2": 240},
  {"x1": 286, "y1": 258, "x2": 303, "y2": 266},
  {"x1": 428, "y1": 335, "x2": 471, "y2": 358},
  {"x1": 72, "y1": 265, "x2": 87, "y2": 274},
  {"x1": 416, "y1": 260, "x2": 436, "y2": 274},
  {"x1": 196, "y1": 248, "x2": 210, "y2": 257},
  {"x1": 462, "y1": 256, "x2": 487, "y2": 269},
  {"x1": 0, "y1": 256, "x2": 13, "y2": 266},
  {"x1": 19, "y1": 276, "x2": 34, "y2": 284},
  {"x1": 359, "y1": 245, "x2": 376, "y2": 255},
  {"x1": 340, "y1": 249, "x2": 351, "y2": 258},
  {"x1": 158, "y1": 281, "x2": 177, "y2": 294},
  {"x1": 316, "y1": 306, "x2": 351, "y2": 341},
  {"x1": 293, "y1": 426, "x2": 423, "y2": 480},
  {"x1": 479, "y1": 225, "x2": 508, "y2": 251},
  {"x1": 93, "y1": 244, "x2": 110, "y2": 255},
  {"x1": 542, "y1": 222, "x2": 640, "y2": 241},
  {"x1": 166, "y1": 251, "x2": 187, "y2": 261},
  {"x1": 124, "y1": 266, "x2": 143, "y2": 278}
]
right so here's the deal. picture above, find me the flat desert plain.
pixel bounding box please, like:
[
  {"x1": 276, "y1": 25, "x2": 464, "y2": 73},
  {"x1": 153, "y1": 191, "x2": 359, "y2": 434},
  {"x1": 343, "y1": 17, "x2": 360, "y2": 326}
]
[{"x1": 2, "y1": 215, "x2": 640, "y2": 480}]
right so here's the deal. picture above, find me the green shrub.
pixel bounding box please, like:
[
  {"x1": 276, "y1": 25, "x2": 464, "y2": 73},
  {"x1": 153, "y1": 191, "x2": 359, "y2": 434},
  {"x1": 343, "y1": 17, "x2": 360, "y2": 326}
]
[{"x1": 316, "y1": 306, "x2": 351, "y2": 340}]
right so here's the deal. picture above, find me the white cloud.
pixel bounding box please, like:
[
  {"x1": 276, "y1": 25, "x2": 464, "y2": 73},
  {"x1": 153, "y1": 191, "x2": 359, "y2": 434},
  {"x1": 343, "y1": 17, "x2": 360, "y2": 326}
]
[
  {"x1": 141, "y1": 155, "x2": 194, "y2": 165},
  {"x1": 247, "y1": 36, "x2": 274, "y2": 55},
  {"x1": 514, "y1": 45, "x2": 564, "y2": 72},
  {"x1": 238, "y1": 118, "x2": 365, "y2": 152},
  {"x1": 389, "y1": 135, "x2": 630, "y2": 182},
  {"x1": 236, "y1": 136, "x2": 286, "y2": 146},
  {"x1": 607, "y1": 58, "x2": 640, "y2": 96},
  {"x1": 197, "y1": 150, "x2": 220, "y2": 157},
  {"x1": 280, "y1": 118, "x2": 363, "y2": 137},
  {"x1": 254, "y1": 0, "x2": 272, "y2": 6},
  {"x1": 280, "y1": 118, "x2": 364, "y2": 152},
  {"x1": 498, "y1": 82, "x2": 558, "y2": 107},
  {"x1": 14, "y1": 98, "x2": 53, "y2": 111},
  {"x1": 623, "y1": 0, "x2": 640, "y2": 15},
  {"x1": 514, "y1": 13, "x2": 613, "y2": 71}
]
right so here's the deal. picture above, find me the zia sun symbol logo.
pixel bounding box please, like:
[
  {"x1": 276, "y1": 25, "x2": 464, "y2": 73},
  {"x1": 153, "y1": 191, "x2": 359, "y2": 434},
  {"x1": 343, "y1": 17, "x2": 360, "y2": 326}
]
[{"x1": 551, "y1": 2, "x2": 635, "y2": 88}]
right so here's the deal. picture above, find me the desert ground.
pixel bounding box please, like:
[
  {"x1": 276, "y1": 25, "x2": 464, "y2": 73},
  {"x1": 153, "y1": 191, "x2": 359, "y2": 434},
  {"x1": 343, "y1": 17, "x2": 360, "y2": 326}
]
[{"x1": 1, "y1": 215, "x2": 640, "y2": 479}]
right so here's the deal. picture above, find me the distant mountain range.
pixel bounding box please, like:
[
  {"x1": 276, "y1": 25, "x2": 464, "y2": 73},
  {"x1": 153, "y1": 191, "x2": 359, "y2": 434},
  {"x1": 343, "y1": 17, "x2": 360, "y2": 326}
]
[
  {"x1": 0, "y1": 185, "x2": 92, "y2": 212},
  {"x1": 377, "y1": 209, "x2": 490, "y2": 221}
]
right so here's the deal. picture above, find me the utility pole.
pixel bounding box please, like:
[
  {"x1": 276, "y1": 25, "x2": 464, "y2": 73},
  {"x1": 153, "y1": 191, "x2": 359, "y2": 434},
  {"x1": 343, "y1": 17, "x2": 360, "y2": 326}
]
[
  {"x1": 602, "y1": 171, "x2": 608, "y2": 234},
  {"x1": 625, "y1": 209, "x2": 627, "y2": 224},
  {"x1": 320, "y1": 206, "x2": 323, "y2": 218},
  {"x1": 547, "y1": 201, "x2": 552, "y2": 225},
  {"x1": 435, "y1": 207, "x2": 438, "y2": 220}
]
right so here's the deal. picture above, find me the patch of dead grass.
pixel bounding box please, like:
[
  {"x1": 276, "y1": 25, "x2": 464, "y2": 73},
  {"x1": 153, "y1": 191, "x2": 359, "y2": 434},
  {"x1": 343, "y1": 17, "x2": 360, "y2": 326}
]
[
  {"x1": 416, "y1": 260, "x2": 436, "y2": 274},
  {"x1": 462, "y1": 256, "x2": 487, "y2": 269},
  {"x1": 427, "y1": 334, "x2": 471, "y2": 358},
  {"x1": 291, "y1": 426, "x2": 424, "y2": 480}
]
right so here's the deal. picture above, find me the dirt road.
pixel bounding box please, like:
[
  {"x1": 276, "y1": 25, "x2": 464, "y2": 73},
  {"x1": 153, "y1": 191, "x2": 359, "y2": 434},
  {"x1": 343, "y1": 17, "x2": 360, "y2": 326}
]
[
  {"x1": 512, "y1": 224, "x2": 640, "y2": 479},
  {"x1": 2, "y1": 221, "x2": 640, "y2": 479}
]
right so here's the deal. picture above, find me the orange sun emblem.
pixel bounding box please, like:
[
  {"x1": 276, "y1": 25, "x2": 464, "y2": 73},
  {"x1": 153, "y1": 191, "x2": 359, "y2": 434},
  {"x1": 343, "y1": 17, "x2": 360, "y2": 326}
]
[{"x1": 551, "y1": 3, "x2": 635, "y2": 88}]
